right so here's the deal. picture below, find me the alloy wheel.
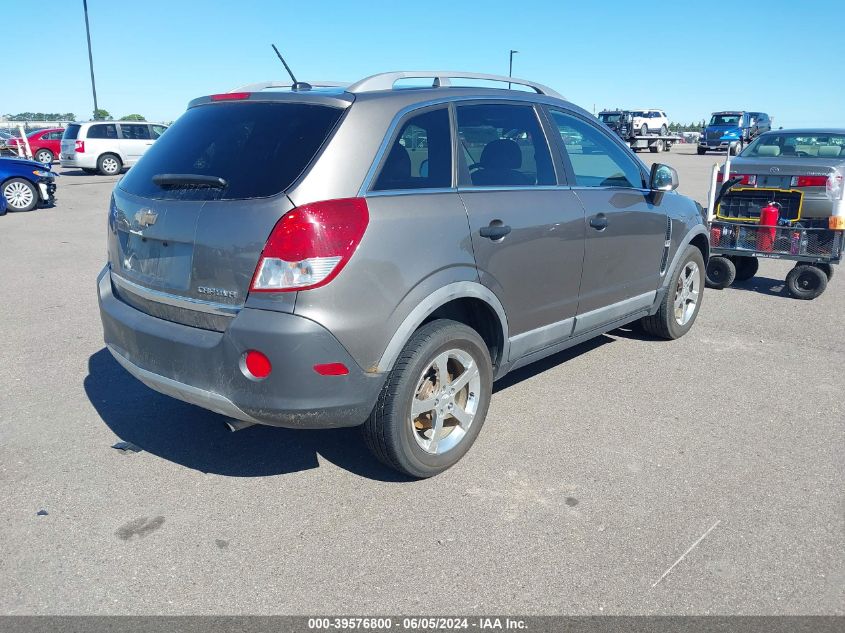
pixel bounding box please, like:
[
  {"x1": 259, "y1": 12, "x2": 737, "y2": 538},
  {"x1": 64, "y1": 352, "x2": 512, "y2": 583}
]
[
  {"x1": 409, "y1": 348, "x2": 481, "y2": 455},
  {"x1": 674, "y1": 261, "x2": 700, "y2": 325},
  {"x1": 3, "y1": 181, "x2": 35, "y2": 210}
]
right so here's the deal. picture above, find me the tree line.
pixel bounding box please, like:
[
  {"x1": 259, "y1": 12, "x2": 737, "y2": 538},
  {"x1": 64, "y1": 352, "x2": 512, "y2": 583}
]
[{"x1": 4, "y1": 110, "x2": 147, "y2": 122}]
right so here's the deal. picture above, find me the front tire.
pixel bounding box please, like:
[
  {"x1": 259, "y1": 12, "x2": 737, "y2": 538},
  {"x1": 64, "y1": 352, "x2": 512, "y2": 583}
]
[
  {"x1": 35, "y1": 149, "x2": 54, "y2": 164},
  {"x1": 363, "y1": 319, "x2": 493, "y2": 478},
  {"x1": 705, "y1": 256, "x2": 736, "y2": 289},
  {"x1": 697, "y1": 147, "x2": 707, "y2": 155},
  {"x1": 786, "y1": 264, "x2": 827, "y2": 300},
  {"x1": 640, "y1": 246, "x2": 705, "y2": 339},
  {"x1": 97, "y1": 153, "x2": 122, "y2": 176},
  {"x1": 641, "y1": 124, "x2": 649, "y2": 136},
  {"x1": 660, "y1": 124, "x2": 668, "y2": 136},
  {"x1": 731, "y1": 141, "x2": 743, "y2": 156},
  {"x1": 2, "y1": 178, "x2": 38, "y2": 212}
]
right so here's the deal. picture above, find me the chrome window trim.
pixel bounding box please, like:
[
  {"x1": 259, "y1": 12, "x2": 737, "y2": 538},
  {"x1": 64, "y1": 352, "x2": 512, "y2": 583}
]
[
  {"x1": 110, "y1": 270, "x2": 242, "y2": 317},
  {"x1": 358, "y1": 93, "x2": 566, "y2": 196},
  {"x1": 458, "y1": 185, "x2": 568, "y2": 193}
]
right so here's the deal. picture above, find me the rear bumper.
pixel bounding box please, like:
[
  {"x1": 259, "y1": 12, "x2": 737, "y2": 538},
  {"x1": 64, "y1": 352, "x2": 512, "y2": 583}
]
[
  {"x1": 60, "y1": 153, "x2": 97, "y2": 169},
  {"x1": 97, "y1": 266, "x2": 386, "y2": 428}
]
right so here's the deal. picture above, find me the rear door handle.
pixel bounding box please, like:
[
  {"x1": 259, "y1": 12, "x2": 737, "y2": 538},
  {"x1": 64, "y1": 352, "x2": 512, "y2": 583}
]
[
  {"x1": 479, "y1": 221, "x2": 512, "y2": 240},
  {"x1": 589, "y1": 214, "x2": 608, "y2": 230}
]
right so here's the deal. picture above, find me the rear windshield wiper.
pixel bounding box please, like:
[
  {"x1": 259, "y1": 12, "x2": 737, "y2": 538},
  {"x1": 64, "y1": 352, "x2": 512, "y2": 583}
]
[{"x1": 152, "y1": 174, "x2": 228, "y2": 189}]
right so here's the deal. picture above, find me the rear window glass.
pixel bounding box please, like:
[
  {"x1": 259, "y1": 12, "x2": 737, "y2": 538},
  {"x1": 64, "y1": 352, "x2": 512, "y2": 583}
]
[
  {"x1": 87, "y1": 124, "x2": 118, "y2": 139},
  {"x1": 119, "y1": 102, "x2": 343, "y2": 200},
  {"x1": 120, "y1": 124, "x2": 150, "y2": 140},
  {"x1": 63, "y1": 124, "x2": 81, "y2": 140}
]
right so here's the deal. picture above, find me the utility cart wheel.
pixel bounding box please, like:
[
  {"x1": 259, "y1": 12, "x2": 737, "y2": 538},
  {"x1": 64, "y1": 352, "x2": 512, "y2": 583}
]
[
  {"x1": 731, "y1": 256, "x2": 759, "y2": 282},
  {"x1": 812, "y1": 263, "x2": 834, "y2": 281},
  {"x1": 705, "y1": 256, "x2": 736, "y2": 289},
  {"x1": 785, "y1": 264, "x2": 827, "y2": 300}
]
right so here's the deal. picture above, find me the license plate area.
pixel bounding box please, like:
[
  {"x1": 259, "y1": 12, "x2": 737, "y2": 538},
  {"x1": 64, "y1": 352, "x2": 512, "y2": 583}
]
[{"x1": 116, "y1": 229, "x2": 193, "y2": 290}]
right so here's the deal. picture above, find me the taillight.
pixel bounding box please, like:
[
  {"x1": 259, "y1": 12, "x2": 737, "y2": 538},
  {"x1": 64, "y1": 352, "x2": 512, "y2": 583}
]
[
  {"x1": 74, "y1": 140, "x2": 85, "y2": 153},
  {"x1": 790, "y1": 175, "x2": 828, "y2": 187},
  {"x1": 210, "y1": 92, "x2": 250, "y2": 101},
  {"x1": 250, "y1": 198, "x2": 369, "y2": 293},
  {"x1": 717, "y1": 172, "x2": 756, "y2": 186}
]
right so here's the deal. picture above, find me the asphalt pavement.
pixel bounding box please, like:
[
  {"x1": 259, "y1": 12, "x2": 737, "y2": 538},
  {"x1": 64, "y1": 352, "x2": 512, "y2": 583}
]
[{"x1": 0, "y1": 145, "x2": 842, "y2": 615}]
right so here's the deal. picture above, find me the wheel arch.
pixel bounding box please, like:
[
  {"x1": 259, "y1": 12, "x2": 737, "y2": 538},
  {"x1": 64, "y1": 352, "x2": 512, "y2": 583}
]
[
  {"x1": 662, "y1": 225, "x2": 710, "y2": 292},
  {"x1": 376, "y1": 282, "x2": 509, "y2": 376}
]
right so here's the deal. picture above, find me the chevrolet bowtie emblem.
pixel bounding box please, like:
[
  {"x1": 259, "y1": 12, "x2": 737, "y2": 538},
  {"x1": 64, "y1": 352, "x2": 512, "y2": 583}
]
[{"x1": 135, "y1": 209, "x2": 158, "y2": 227}]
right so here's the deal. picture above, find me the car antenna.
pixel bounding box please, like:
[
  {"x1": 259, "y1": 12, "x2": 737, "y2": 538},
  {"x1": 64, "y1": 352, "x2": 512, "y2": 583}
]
[{"x1": 271, "y1": 45, "x2": 311, "y2": 91}]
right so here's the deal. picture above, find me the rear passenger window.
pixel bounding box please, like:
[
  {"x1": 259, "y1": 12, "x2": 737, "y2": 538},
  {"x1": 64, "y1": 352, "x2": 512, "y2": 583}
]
[
  {"x1": 373, "y1": 108, "x2": 451, "y2": 191},
  {"x1": 120, "y1": 124, "x2": 151, "y2": 140},
  {"x1": 549, "y1": 109, "x2": 644, "y2": 189},
  {"x1": 456, "y1": 103, "x2": 554, "y2": 187},
  {"x1": 87, "y1": 124, "x2": 117, "y2": 139}
]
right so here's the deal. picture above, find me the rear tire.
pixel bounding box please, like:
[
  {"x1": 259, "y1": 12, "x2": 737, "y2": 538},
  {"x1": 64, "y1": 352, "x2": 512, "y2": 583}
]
[
  {"x1": 363, "y1": 320, "x2": 493, "y2": 478},
  {"x1": 660, "y1": 124, "x2": 668, "y2": 136},
  {"x1": 705, "y1": 256, "x2": 736, "y2": 289},
  {"x1": 35, "y1": 148, "x2": 54, "y2": 164},
  {"x1": 640, "y1": 246, "x2": 705, "y2": 339},
  {"x1": 812, "y1": 263, "x2": 834, "y2": 280},
  {"x1": 786, "y1": 264, "x2": 827, "y2": 300},
  {"x1": 649, "y1": 140, "x2": 663, "y2": 153},
  {"x1": 97, "y1": 153, "x2": 122, "y2": 176},
  {"x1": 697, "y1": 147, "x2": 707, "y2": 155},
  {"x1": 731, "y1": 141, "x2": 743, "y2": 156},
  {"x1": 2, "y1": 177, "x2": 38, "y2": 212},
  {"x1": 641, "y1": 124, "x2": 649, "y2": 136},
  {"x1": 732, "y1": 256, "x2": 759, "y2": 282}
]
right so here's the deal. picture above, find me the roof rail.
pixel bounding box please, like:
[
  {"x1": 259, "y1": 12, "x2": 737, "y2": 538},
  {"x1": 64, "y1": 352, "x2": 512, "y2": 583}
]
[
  {"x1": 230, "y1": 81, "x2": 348, "y2": 93},
  {"x1": 346, "y1": 71, "x2": 564, "y2": 99}
]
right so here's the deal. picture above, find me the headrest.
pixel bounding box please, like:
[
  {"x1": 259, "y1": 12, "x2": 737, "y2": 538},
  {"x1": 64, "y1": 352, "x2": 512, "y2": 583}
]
[
  {"x1": 818, "y1": 145, "x2": 841, "y2": 158},
  {"x1": 756, "y1": 145, "x2": 781, "y2": 157},
  {"x1": 481, "y1": 139, "x2": 522, "y2": 170}
]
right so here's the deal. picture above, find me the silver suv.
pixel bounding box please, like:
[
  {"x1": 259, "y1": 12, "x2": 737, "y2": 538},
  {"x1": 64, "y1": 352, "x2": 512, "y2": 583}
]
[
  {"x1": 61, "y1": 120, "x2": 168, "y2": 175},
  {"x1": 98, "y1": 71, "x2": 709, "y2": 477}
]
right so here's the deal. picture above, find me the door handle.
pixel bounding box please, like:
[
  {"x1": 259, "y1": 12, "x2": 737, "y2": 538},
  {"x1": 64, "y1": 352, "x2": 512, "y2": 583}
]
[
  {"x1": 589, "y1": 214, "x2": 608, "y2": 231},
  {"x1": 479, "y1": 221, "x2": 512, "y2": 241}
]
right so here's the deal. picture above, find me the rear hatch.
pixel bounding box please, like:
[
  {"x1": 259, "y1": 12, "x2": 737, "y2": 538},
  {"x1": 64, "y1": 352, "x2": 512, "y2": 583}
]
[
  {"x1": 108, "y1": 97, "x2": 348, "y2": 329},
  {"x1": 61, "y1": 124, "x2": 81, "y2": 158}
]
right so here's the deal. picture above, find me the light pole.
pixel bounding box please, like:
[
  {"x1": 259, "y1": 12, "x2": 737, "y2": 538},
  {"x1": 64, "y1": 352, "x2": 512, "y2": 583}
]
[
  {"x1": 83, "y1": 0, "x2": 99, "y2": 119},
  {"x1": 508, "y1": 50, "x2": 519, "y2": 88}
]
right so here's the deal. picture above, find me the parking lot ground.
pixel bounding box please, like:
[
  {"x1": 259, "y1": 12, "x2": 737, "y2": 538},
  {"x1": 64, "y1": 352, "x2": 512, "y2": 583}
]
[{"x1": 0, "y1": 150, "x2": 843, "y2": 614}]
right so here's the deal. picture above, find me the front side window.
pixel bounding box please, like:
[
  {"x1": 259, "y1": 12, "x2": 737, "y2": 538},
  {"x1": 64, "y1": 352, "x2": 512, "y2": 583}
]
[
  {"x1": 549, "y1": 109, "x2": 643, "y2": 189},
  {"x1": 456, "y1": 103, "x2": 554, "y2": 187},
  {"x1": 87, "y1": 124, "x2": 117, "y2": 139},
  {"x1": 373, "y1": 108, "x2": 451, "y2": 191},
  {"x1": 120, "y1": 124, "x2": 151, "y2": 140}
]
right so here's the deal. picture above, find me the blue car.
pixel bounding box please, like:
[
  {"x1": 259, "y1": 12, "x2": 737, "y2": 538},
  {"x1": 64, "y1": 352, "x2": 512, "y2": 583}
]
[{"x1": 0, "y1": 156, "x2": 58, "y2": 213}]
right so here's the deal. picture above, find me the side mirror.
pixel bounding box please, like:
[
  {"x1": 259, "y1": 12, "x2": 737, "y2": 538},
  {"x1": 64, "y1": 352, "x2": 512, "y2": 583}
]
[{"x1": 650, "y1": 163, "x2": 679, "y2": 191}]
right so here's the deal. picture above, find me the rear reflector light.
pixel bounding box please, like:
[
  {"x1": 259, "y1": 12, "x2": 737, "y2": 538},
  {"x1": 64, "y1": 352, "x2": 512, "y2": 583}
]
[
  {"x1": 74, "y1": 140, "x2": 85, "y2": 153},
  {"x1": 210, "y1": 92, "x2": 250, "y2": 101},
  {"x1": 790, "y1": 175, "x2": 828, "y2": 187},
  {"x1": 829, "y1": 217, "x2": 845, "y2": 230},
  {"x1": 314, "y1": 363, "x2": 349, "y2": 376},
  {"x1": 241, "y1": 350, "x2": 272, "y2": 380},
  {"x1": 250, "y1": 198, "x2": 369, "y2": 292},
  {"x1": 717, "y1": 172, "x2": 756, "y2": 185}
]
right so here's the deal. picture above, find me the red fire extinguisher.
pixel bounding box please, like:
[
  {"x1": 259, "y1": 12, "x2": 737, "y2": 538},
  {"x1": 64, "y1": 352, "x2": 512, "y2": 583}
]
[{"x1": 758, "y1": 202, "x2": 780, "y2": 251}]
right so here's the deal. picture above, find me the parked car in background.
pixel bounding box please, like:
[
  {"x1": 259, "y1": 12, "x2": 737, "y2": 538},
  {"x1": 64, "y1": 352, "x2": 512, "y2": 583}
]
[
  {"x1": 0, "y1": 156, "x2": 58, "y2": 211},
  {"x1": 98, "y1": 71, "x2": 709, "y2": 477},
  {"x1": 4, "y1": 127, "x2": 64, "y2": 164},
  {"x1": 631, "y1": 109, "x2": 670, "y2": 136},
  {"x1": 60, "y1": 120, "x2": 168, "y2": 175},
  {"x1": 698, "y1": 111, "x2": 771, "y2": 155}
]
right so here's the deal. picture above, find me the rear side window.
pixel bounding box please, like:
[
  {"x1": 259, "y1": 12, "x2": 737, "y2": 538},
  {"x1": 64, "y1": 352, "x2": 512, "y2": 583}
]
[
  {"x1": 63, "y1": 124, "x2": 81, "y2": 140},
  {"x1": 456, "y1": 103, "x2": 554, "y2": 187},
  {"x1": 119, "y1": 102, "x2": 343, "y2": 200},
  {"x1": 373, "y1": 108, "x2": 452, "y2": 191},
  {"x1": 87, "y1": 124, "x2": 117, "y2": 139},
  {"x1": 120, "y1": 124, "x2": 151, "y2": 140},
  {"x1": 150, "y1": 125, "x2": 167, "y2": 139}
]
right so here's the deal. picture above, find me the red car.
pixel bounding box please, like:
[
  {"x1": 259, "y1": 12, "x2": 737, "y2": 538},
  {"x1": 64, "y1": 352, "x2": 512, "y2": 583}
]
[{"x1": 5, "y1": 128, "x2": 64, "y2": 164}]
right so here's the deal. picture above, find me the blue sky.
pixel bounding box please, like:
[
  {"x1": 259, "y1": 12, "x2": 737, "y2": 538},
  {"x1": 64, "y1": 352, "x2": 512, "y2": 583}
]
[{"x1": 3, "y1": 0, "x2": 842, "y2": 127}]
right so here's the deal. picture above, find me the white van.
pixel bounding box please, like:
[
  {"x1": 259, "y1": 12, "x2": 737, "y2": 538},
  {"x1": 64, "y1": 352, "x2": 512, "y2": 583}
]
[{"x1": 60, "y1": 121, "x2": 168, "y2": 175}]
